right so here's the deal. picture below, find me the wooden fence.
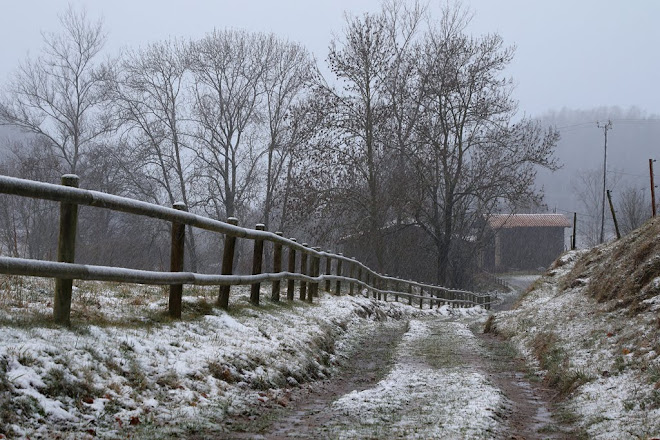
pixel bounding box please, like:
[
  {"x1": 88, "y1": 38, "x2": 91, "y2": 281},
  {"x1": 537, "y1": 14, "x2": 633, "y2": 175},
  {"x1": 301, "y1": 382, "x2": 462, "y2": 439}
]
[{"x1": 0, "y1": 174, "x2": 491, "y2": 325}]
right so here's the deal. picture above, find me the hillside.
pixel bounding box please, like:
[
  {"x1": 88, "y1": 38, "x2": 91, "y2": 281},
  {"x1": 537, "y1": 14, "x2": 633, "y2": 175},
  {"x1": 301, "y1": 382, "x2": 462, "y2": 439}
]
[{"x1": 488, "y1": 217, "x2": 660, "y2": 439}]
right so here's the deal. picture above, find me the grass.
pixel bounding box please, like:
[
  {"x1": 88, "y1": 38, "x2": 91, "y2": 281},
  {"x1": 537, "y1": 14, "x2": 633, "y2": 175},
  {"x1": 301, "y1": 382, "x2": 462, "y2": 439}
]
[
  {"x1": 40, "y1": 365, "x2": 101, "y2": 403},
  {"x1": 531, "y1": 332, "x2": 594, "y2": 398},
  {"x1": 562, "y1": 218, "x2": 660, "y2": 315}
]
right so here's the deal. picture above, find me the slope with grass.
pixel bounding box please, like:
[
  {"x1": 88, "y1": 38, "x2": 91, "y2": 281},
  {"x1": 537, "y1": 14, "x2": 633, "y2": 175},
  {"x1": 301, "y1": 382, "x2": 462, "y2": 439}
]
[{"x1": 488, "y1": 218, "x2": 660, "y2": 439}]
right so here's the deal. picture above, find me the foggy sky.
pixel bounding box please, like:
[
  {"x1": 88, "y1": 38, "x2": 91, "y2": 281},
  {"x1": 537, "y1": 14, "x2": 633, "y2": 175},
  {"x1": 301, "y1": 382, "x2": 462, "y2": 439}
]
[{"x1": 1, "y1": 0, "x2": 659, "y2": 118}]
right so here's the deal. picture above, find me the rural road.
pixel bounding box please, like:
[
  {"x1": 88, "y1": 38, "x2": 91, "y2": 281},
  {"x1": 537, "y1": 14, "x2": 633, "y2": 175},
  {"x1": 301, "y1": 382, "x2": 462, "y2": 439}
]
[
  {"x1": 491, "y1": 274, "x2": 541, "y2": 312},
  {"x1": 216, "y1": 311, "x2": 575, "y2": 438}
]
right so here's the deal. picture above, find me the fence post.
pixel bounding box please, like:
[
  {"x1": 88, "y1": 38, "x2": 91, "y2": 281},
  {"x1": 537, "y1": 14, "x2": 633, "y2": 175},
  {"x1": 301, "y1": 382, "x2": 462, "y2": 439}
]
[
  {"x1": 287, "y1": 238, "x2": 297, "y2": 301},
  {"x1": 349, "y1": 261, "x2": 355, "y2": 296},
  {"x1": 335, "y1": 254, "x2": 343, "y2": 295},
  {"x1": 299, "y1": 244, "x2": 309, "y2": 301},
  {"x1": 408, "y1": 282, "x2": 413, "y2": 306},
  {"x1": 271, "y1": 232, "x2": 283, "y2": 302},
  {"x1": 377, "y1": 275, "x2": 382, "y2": 301},
  {"x1": 53, "y1": 174, "x2": 80, "y2": 326},
  {"x1": 419, "y1": 286, "x2": 424, "y2": 310},
  {"x1": 325, "y1": 252, "x2": 332, "y2": 292},
  {"x1": 357, "y1": 266, "x2": 363, "y2": 296},
  {"x1": 383, "y1": 275, "x2": 389, "y2": 302},
  {"x1": 310, "y1": 247, "x2": 321, "y2": 302},
  {"x1": 249, "y1": 224, "x2": 266, "y2": 305},
  {"x1": 168, "y1": 202, "x2": 187, "y2": 319},
  {"x1": 218, "y1": 217, "x2": 239, "y2": 310}
]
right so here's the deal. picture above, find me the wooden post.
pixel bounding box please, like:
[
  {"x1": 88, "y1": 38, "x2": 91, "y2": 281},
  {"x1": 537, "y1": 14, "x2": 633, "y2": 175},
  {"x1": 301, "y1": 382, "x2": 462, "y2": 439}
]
[
  {"x1": 383, "y1": 275, "x2": 388, "y2": 302},
  {"x1": 53, "y1": 174, "x2": 80, "y2": 326},
  {"x1": 271, "y1": 232, "x2": 283, "y2": 302},
  {"x1": 287, "y1": 238, "x2": 297, "y2": 301},
  {"x1": 249, "y1": 224, "x2": 266, "y2": 305},
  {"x1": 349, "y1": 261, "x2": 355, "y2": 295},
  {"x1": 218, "y1": 217, "x2": 239, "y2": 310},
  {"x1": 486, "y1": 293, "x2": 491, "y2": 311},
  {"x1": 325, "y1": 253, "x2": 332, "y2": 292},
  {"x1": 394, "y1": 279, "x2": 399, "y2": 303},
  {"x1": 299, "y1": 244, "x2": 308, "y2": 301},
  {"x1": 357, "y1": 266, "x2": 363, "y2": 296},
  {"x1": 419, "y1": 287, "x2": 424, "y2": 309},
  {"x1": 168, "y1": 202, "x2": 187, "y2": 319},
  {"x1": 310, "y1": 247, "x2": 321, "y2": 302},
  {"x1": 572, "y1": 212, "x2": 577, "y2": 250},
  {"x1": 335, "y1": 254, "x2": 343, "y2": 295},
  {"x1": 650, "y1": 159, "x2": 656, "y2": 217},
  {"x1": 408, "y1": 283, "x2": 413, "y2": 306},
  {"x1": 607, "y1": 190, "x2": 621, "y2": 239}
]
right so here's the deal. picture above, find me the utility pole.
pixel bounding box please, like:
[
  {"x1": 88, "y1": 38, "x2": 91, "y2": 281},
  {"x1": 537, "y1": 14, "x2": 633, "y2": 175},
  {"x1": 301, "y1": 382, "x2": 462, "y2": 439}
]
[
  {"x1": 650, "y1": 159, "x2": 657, "y2": 217},
  {"x1": 597, "y1": 120, "x2": 612, "y2": 244}
]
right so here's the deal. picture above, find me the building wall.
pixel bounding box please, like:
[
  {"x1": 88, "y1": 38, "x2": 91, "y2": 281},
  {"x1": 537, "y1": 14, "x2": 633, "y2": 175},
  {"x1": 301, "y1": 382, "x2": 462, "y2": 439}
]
[{"x1": 483, "y1": 226, "x2": 566, "y2": 272}]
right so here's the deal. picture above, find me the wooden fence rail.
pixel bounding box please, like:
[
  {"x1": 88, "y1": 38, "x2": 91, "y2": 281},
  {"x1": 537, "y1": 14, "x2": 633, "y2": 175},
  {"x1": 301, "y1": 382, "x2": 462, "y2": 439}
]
[{"x1": 0, "y1": 174, "x2": 492, "y2": 325}]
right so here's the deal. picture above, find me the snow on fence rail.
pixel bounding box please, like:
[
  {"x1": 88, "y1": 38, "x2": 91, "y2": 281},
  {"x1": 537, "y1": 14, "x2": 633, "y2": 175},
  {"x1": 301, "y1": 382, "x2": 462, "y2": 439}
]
[{"x1": 0, "y1": 174, "x2": 491, "y2": 325}]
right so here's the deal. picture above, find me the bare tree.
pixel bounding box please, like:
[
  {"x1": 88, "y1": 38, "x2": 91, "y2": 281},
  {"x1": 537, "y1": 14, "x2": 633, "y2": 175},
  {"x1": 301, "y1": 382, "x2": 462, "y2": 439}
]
[
  {"x1": 189, "y1": 29, "x2": 270, "y2": 221},
  {"x1": 407, "y1": 5, "x2": 559, "y2": 286},
  {"x1": 0, "y1": 138, "x2": 60, "y2": 259},
  {"x1": 616, "y1": 185, "x2": 650, "y2": 235},
  {"x1": 0, "y1": 6, "x2": 112, "y2": 176},
  {"x1": 260, "y1": 38, "x2": 315, "y2": 231},
  {"x1": 310, "y1": 11, "x2": 395, "y2": 271},
  {"x1": 573, "y1": 169, "x2": 621, "y2": 246},
  {"x1": 111, "y1": 39, "x2": 200, "y2": 270}
]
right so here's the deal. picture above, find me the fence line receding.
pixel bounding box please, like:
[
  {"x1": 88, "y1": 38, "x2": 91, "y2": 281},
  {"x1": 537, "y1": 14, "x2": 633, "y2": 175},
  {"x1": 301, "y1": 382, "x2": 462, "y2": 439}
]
[{"x1": 0, "y1": 174, "x2": 492, "y2": 325}]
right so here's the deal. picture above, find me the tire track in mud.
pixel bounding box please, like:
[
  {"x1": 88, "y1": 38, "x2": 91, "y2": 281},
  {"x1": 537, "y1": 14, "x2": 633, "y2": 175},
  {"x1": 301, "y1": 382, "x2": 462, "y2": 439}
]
[
  {"x1": 474, "y1": 330, "x2": 577, "y2": 439},
  {"x1": 219, "y1": 320, "x2": 408, "y2": 439}
]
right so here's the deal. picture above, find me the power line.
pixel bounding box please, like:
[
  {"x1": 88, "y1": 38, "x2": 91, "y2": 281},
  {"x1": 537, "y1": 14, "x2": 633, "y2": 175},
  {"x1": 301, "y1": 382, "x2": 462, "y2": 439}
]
[
  {"x1": 553, "y1": 207, "x2": 598, "y2": 219},
  {"x1": 553, "y1": 118, "x2": 660, "y2": 132},
  {"x1": 607, "y1": 169, "x2": 648, "y2": 179}
]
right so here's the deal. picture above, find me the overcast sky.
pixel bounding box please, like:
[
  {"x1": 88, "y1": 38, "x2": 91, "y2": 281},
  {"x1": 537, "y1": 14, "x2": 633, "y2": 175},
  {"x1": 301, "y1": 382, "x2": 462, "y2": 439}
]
[{"x1": 1, "y1": 0, "x2": 659, "y2": 118}]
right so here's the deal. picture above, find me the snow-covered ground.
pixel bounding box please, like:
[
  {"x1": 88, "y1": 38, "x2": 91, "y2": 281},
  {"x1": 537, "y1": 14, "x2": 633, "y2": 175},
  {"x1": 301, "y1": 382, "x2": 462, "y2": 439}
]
[
  {"x1": 329, "y1": 320, "x2": 503, "y2": 438},
  {"x1": 0, "y1": 277, "x2": 488, "y2": 439},
  {"x1": 492, "y1": 249, "x2": 660, "y2": 439}
]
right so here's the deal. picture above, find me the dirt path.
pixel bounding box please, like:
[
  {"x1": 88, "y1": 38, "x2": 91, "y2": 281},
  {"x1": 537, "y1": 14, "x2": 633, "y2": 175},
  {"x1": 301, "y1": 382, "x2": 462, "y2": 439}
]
[
  {"x1": 474, "y1": 329, "x2": 577, "y2": 439},
  {"x1": 217, "y1": 320, "x2": 408, "y2": 439},
  {"x1": 213, "y1": 313, "x2": 578, "y2": 439}
]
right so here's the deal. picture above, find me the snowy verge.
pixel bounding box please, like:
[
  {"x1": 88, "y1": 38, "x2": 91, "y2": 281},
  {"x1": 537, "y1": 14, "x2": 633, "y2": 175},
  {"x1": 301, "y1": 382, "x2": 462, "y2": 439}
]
[{"x1": 491, "y1": 250, "x2": 660, "y2": 439}]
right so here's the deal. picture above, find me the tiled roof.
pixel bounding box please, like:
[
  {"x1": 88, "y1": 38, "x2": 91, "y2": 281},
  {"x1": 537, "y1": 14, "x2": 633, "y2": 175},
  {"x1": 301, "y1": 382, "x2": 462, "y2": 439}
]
[{"x1": 487, "y1": 214, "x2": 571, "y2": 229}]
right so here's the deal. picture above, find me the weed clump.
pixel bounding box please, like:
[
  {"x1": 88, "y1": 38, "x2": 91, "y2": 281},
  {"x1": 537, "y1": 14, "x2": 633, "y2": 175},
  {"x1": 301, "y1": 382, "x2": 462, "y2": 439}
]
[
  {"x1": 40, "y1": 366, "x2": 101, "y2": 402},
  {"x1": 531, "y1": 332, "x2": 593, "y2": 397}
]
